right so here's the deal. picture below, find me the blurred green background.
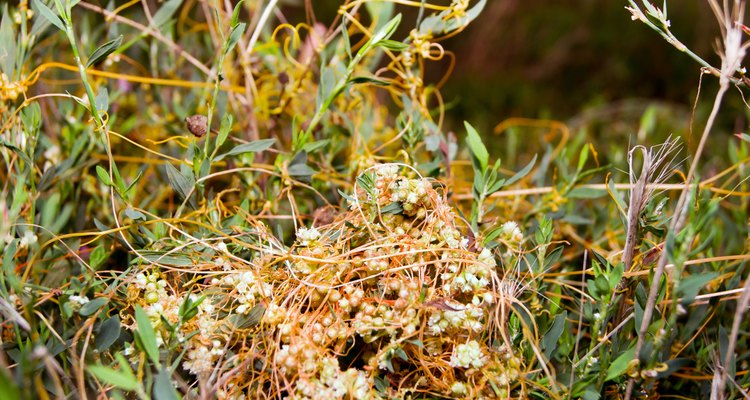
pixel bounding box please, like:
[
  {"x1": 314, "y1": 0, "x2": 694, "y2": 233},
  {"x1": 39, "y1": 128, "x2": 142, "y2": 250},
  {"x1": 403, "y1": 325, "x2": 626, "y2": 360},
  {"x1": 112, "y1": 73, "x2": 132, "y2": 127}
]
[{"x1": 297, "y1": 0, "x2": 747, "y2": 153}]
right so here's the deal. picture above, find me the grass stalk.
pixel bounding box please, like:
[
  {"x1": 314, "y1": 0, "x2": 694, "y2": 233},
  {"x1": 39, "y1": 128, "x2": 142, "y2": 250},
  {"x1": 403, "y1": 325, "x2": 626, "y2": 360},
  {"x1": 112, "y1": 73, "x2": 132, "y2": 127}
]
[{"x1": 624, "y1": 78, "x2": 729, "y2": 400}]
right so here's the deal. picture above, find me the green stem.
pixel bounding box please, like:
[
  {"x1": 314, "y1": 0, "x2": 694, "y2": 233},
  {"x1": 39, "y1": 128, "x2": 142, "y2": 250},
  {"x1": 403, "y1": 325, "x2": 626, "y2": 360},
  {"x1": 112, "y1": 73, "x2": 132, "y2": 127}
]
[
  {"x1": 304, "y1": 49, "x2": 367, "y2": 137},
  {"x1": 64, "y1": 26, "x2": 105, "y2": 130}
]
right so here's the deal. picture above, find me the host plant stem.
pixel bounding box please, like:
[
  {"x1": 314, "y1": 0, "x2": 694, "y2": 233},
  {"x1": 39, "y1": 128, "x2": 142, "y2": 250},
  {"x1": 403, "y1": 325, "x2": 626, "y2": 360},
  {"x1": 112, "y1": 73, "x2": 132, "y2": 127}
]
[{"x1": 624, "y1": 75, "x2": 729, "y2": 400}]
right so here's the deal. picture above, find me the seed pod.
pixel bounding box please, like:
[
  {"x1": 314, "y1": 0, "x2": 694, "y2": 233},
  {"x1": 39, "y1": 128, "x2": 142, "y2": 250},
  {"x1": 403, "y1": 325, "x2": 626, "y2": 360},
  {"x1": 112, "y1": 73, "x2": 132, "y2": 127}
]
[{"x1": 185, "y1": 114, "x2": 208, "y2": 137}]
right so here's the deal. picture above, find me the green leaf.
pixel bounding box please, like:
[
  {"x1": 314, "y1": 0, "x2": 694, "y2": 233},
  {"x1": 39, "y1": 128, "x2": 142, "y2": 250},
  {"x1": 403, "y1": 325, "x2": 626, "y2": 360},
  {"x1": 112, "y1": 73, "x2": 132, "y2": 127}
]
[
  {"x1": 153, "y1": 369, "x2": 179, "y2": 400},
  {"x1": 229, "y1": 303, "x2": 266, "y2": 329},
  {"x1": 137, "y1": 251, "x2": 193, "y2": 267},
  {"x1": 378, "y1": 39, "x2": 409, "y2": 51},
  {"x1": 152, "y1": 0, "x2": 183, "y2": 27},
  {"x1": 568, "y1": 187, "x2": 607, "y2": 199},
  {"x1": 349, "y1": 76, "x2": 391, "y2": 86},
  {"x1": 96, "y1": 166, "x2": 113, "y2": 186},
  {"x1": 380, "y1": 202, "x2": 403, "y2": 214},
  {"x1": 581, "y1": 388, "x2": 601, "y2": 400},
  {"x1": 542, "y1": 311, "x2": 567, "y2": 358},
  {"x1": 33, "y1": 0, "x2": 66, "y2": 31},
  {"x1": 0, "y1": 367, "x2": 20, "y2": 400},
  {"x1": 356, "y1": 171, "x2": 377, "y2": 199},
  {"x1": 301, "y1": 139, "x2": 330, "y2": 153},
  {"x1": 678, "y1": 273, "x2": 718, "y2": 304},
  {"x1": 369, "y1": 13, "x2": 401, "y2": 47},
  {"x1": 214, "y1": 138, "x2": 276, "y2": 161},
  {"x1": 88, "y1": 364, "x2": 139, "y2": 391},
  {"x1": 464, "y1": 121, "x2": 489, "y2": 173},
  {"x1": 393, "y1": 346, "x2": 408, "y2": 361},
  {"x1": 288, "y1": 163, "x2": 316, "y2": 179},
  {"x1": 89, "y1": 244, "x2": 108, "y2": 269},
  {"x1": 86, "y1": 36, "x2": 123, "y2": 68},
  {"x1": 226, "y1": 22, "x2": 246, "y2": 54},
  {"x1": 418, "y1": 0, "x2": 485, "y2": 35},
  {"x1": 365, "y1": 1, "x2": 395, "y2": 34},
  {"x1": 610, "y1": 263, "x2": 625, "y2": 290},
  {"x1": 178, "y1": 294, "x2": 205, "y2": 323},
  {"x1": 230, "y1": 0, "x2": 245, "y2": 27},
  {"x1": 607, "y1": 177, "x2": 627, "y2": 217},
  {"x1": 505, "y1": 154, "x2": 537, "y2": 186},
  {"x1": 577, "y1": 144, "x2": 589, "y2": 172},
  {"x1": 606, "y1": 346, "x2": 635, "y2": 381},
  {"x1": 41, "y1": 192, "x2": 61, "y2": 229},
  {"x1": 215, "y1": 114, "x2": 233, "y2": 151},
  {"x1": 134, "y1": 305, "x2": 161, "y2": 367},
  {"x1": 595, "y1": 275, "x2": 610, "y2": 296},
  {"x1": 96, "y1": 315, "x2": 121, "y2": 351},
  {"x1": 79, "y1": 297, "x2": 108, "y2": 317},
  {"x1": 124, "y1": 207, "x2": 146, "y2": 221},
  {"x1": 0, "y1": 6, "x2": 17, "y2": 76},
  {"x1": 164, "y1": 162, "x2": 194, "y2": 201},
  {"x1": 341, "y1": 23, "x2": 352, "y2": 60},
  {"x1": 94, "y1": 87, "x2": 108, "y2": 113}
]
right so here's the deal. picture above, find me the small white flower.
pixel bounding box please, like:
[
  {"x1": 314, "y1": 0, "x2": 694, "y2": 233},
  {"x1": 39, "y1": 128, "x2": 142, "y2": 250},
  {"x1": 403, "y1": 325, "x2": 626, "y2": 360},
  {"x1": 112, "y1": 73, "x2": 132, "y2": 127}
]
[
  {"x1": 0, "y1": 233, "x2": 13, "y2": 248},
  {"x1": 477, "y1": 247, "x2": 496, "y2": 267},
  {"x1": 451, "y1": 381, "x2": 468, "y2": 395},
  {"x1": 69, "y1": 295, "x2": 89, "y2": 305},
  {"x1": 450, "y1": 340, "x2": 486, "y2": 369},
  {"x1": 625, "y1": 6, "x2": 646, "y2": 22},
  {"x1": 19, "y1": 231, "x2": 37, "y2": 249},
  {"x1": 43, "y1": 145, "x2": 61, "y2": 170},
  {"x1": 296, "y1": 226, "x2": 321, "y2": 246},
  {"x1": 375, "y1": 164, "x2": 399, "y2": 180},
  {"x1": 134, "y1": 273, "x2": 148, "y2": 289}
]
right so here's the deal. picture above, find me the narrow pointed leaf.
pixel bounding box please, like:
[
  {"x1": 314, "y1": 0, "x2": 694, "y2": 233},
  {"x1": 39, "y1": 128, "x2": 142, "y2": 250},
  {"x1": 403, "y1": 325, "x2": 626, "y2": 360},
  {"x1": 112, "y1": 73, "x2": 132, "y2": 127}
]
[
  {"x1": 86, "y1": 36, "x2": 123, "y2": 68},
  {"x1": 33, "y1": 0, "x2": 65, "y2": 32}
]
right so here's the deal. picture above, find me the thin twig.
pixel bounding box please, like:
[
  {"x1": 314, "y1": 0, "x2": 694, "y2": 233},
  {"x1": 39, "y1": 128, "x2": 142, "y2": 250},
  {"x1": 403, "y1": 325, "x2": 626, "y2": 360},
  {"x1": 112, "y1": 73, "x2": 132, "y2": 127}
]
[{"x1": 77, "y1": 1, "x2": 211, "y2": 76}]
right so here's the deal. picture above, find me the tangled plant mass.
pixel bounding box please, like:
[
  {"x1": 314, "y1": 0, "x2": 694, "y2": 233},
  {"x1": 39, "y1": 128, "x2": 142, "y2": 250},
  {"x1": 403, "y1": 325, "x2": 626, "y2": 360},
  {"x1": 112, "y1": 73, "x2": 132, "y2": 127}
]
[
  {"x1": 121, "y1": 165, "x2": 525, "y2": 398},
  {"x1": 2, "y1": 0, "x2": 749, "y2": 398}
]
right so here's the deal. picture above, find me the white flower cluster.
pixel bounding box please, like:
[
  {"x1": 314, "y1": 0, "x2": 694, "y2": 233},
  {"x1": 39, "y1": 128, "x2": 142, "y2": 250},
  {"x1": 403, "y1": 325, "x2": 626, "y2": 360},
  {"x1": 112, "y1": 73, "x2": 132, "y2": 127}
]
[
  {"x1": 375, "y1": 164, "x2": 399, "y2": 181},
  {"x1": 451, "y1": 381, "x2": 468, "y2": 395},
  {"x1": 450, "y1": 340, "x2": 486, "y2": 369},
  {"x1": 129, "y1": 270, "x2": 222, "y2": 363},
  {"x1": 43, "y1": 145, "x2": 61, "y2": 170},
  {"x1": 192, "y1": 297, "x2": 217, "y2": 338},
  {"x1": 353, "y1": 306, "x2": 419, "y2": 342},
  {"x1": 19, "y1": 231, "x2": 37, "y2": 249},
  {"x1": 305, "y1": 313, "x2": 348, "y2": 345},
  {"x1": 276, "y1": 346, "x2": 373, "y2": 400},
  {"x1": 389, "y1": 178, "x2": 430, "y2": 214},
  {"x1": 144, "y1": 295, "x2": 182, "y2": 349},
  {"x1": 183, "y1": 340, "x2": 225, "y2": 376},
  {"x1": 68, "y1": 295, "x2": 89, "y2": 312},
  {"x1": 133, "y1": 271, "x2": 168, "y2": 305},
  {"x1": 441, "y1": 247, "x2": 496, "y2": 296},
  {"x1": 262, "y1": 302, "x2": 287, "y2": 326},
  {"x1": 213, "y1": 243, "x2": 233, "y2": 271},
  {"x1": 296, "y1": 226, "x2": 321, "y2": 246},
  {"x1": 427, "y1": 302, "x2": 484, "y2": 335},
  {"x1": 500, "y1": 221, "x2": 523, "y2": 248},
  {"x1": 221, "y1": 271, "x2": 272, "y2": 314}
]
